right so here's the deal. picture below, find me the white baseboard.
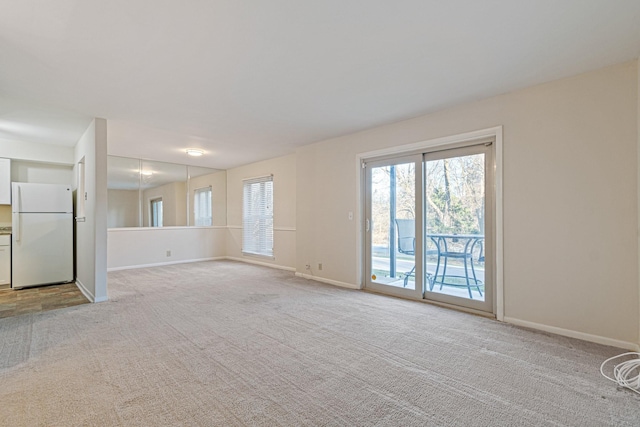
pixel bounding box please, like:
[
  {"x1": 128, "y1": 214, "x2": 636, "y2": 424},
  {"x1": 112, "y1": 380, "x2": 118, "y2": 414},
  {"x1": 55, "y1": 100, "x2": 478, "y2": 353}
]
[
  {"x1": 75, "y1": 279, "x2": 95, "y2": 303},
  {"x1": 107, "y1": 256, "x2": 294, "y2": 273},
  {"x1": 107, "y1": 257, "x2": 224, "y2": 272},
  {"x1": 76, "y1": 279, "x2": 108, "y2": 303},
  {"x1": 225, "y1": 256, "x2": 296, "y2": 272},
  {"x1": 503, "y1": 316, "x2": 640, "y2": 351},
  {"x1": 295, "y1": 272, "x2": 361, "y2": 290}
]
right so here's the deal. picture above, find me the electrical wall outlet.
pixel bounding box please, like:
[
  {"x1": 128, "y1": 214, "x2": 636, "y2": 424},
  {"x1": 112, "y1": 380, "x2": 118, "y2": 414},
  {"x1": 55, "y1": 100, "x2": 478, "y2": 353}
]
[
  {"x1": 166, "y1": 250, "x2": 172, "y2": 257},
  {"x1": 305, "y1": 263, "x2": 311, "y2": 270},
  {"x1": 318, "y1": 263, "x2": 323, "y2": 270}
]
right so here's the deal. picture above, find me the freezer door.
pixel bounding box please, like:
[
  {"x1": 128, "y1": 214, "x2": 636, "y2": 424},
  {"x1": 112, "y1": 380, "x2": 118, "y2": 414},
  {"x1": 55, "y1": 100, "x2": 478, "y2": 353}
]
[
  {"x1": 12, "y1": 183, "x2": 73, "y2": 213},
  {"x1": 12, "y1": 213, "x2": 74, "y2": 288}
]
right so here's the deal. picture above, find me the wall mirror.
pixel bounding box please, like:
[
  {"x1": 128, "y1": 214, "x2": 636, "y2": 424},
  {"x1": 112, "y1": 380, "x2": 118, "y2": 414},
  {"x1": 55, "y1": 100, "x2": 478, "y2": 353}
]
[{"x1": 107, "y1": 155, "x2": 226, "y2": 228}]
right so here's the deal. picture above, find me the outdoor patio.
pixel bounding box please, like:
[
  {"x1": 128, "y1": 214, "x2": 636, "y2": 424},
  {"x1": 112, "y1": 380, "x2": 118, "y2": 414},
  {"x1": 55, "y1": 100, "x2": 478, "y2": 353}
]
[{"x1": 372, "y1": 247, "x2": 485, "y2": 301}]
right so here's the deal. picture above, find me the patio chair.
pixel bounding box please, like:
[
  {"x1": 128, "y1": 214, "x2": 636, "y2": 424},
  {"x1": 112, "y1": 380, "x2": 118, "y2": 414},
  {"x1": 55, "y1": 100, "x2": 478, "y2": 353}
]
[
  {"x1": 432, "y1": 235, "x2": 483, "y2": 299},
  {"x1": 395, "y1": 219, "x2": 416, "y2": 287},
  {"x1": 470, "y1": 238, "x2": 484, "y2": 286},
  {"x1": 395, "y1": 219, "x2": 437, "y2": 288}
]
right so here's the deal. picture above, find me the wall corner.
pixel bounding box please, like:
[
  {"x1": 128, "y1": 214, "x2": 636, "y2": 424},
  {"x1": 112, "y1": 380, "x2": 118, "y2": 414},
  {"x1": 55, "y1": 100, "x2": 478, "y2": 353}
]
[
  {"x1": 94, "y1": 118, "x2": 108, "y2": 301},
  {"x1": 637, "y1": 58, "x2": 640, "y2": 347}
]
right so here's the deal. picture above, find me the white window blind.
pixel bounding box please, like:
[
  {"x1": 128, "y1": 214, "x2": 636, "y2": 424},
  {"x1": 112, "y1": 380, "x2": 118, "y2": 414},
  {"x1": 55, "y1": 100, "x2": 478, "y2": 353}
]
[
  {"x1": 242, "y1": 175, "x2": 273, "y2": 257},
  {"x1": 194, "y1": 186, "x2": 212, "y2": 226}
]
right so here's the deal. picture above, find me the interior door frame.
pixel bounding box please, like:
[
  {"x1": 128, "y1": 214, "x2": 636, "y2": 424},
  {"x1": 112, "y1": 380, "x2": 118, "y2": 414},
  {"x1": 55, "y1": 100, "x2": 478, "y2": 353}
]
[
  {"x1": 363, "y1": 154, "x2": 424, "y2": 300},
  {"x1": 357, "y1": 126, "x2": 504, "y2": 320}
]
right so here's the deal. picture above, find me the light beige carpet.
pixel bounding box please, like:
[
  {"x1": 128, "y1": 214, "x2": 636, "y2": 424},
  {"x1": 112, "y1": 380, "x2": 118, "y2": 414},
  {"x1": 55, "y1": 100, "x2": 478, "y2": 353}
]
[{"x1": 0, "y1": 260, "x2": 638, "y2": 426}]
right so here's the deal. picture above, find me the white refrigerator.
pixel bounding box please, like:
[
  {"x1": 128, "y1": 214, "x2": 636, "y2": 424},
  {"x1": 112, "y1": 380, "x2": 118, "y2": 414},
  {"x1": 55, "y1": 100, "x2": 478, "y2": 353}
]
[{"x1": 12, "y1": 183, "x2": 74, "y2": 289}]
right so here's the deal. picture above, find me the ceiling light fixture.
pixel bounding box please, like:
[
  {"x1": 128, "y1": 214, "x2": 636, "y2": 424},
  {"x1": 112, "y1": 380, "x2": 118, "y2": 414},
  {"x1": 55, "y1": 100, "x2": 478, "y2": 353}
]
[
  {"x1": 186, "y1": 148, "x2": 204, "y2": 157},
  {"x1": 141, "y1": 170, "x2": 153, "y2": 176}
]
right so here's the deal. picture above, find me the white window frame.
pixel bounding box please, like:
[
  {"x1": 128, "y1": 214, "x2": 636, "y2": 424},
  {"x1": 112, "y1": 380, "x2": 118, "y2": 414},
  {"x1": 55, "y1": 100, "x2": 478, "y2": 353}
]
[
  {"x1": 242, "y1": 175, "x2": 274, "y2": 258},
  {"x1": 150, "y1": 197, "x2": 163, "y2": 227},
  {"x1": 194, "y1": 186, "x2": 212, "y2": 226}
]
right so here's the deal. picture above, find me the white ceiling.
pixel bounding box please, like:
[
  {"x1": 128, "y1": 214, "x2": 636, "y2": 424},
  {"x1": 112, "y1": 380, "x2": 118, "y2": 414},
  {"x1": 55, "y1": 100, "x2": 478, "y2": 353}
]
[{"x1": 1, "y1": 0, "x2": 639, "y2": 169}]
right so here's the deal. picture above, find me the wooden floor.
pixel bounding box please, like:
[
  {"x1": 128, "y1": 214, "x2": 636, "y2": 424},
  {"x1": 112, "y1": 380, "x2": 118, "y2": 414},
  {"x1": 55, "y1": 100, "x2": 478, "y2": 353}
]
[{"x1": 0, "y1": 283, "x2": 89, "y2": 319}]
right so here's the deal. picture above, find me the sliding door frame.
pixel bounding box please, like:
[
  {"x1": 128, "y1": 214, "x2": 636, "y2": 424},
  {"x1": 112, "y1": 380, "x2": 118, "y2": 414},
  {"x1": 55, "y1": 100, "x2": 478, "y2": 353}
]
[
  {"x1": 363, "y1": 154, "x2": 424, "y2": 300},
  {"x1": 356, "y1": 126, "x2": 504, "y2": 320},
  {"x1": 422, "y1": 142, "x2": 494, "y2": 313}
]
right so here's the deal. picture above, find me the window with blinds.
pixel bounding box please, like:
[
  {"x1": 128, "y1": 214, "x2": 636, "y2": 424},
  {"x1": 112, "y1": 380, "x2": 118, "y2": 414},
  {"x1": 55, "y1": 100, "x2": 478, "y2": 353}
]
[
  {"x1": 242, "y1": 175, "x2": 273, "y2": 257},
  {"x1": 194, "y1": 186, "x2": 212, "y2": 226}
]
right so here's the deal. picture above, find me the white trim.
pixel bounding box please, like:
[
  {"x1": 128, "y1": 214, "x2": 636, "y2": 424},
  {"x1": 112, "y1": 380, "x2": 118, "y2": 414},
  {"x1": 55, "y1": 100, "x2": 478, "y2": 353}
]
[
  {"x1": 240, "y1": 251, "x2": 275, "y2": 260},
  {"x1": 75, "y1": 279, "x2": 107, "y2": 303},
  {"x1": 76, "y1": 157, "x2": 86, "y2": 219},
  {"x1": 357, "y1": 127, "x2": 502, "y2": 160},
  {"x1": 75, "y1": 279, "x2": 93, "y2": 302},
  {"x1": 108, "y1": 226, "x2": 227, "y2": 232},
  {"x1": 225, "y1": 256, "x2": 295, "y2": 272},
  {"x1": 107, "y1": 256, "x2": 298, "y2": 273},
  {"x1": 356, "y1": 126, "x2": 504, "y2": 318},
  {"x1": 295, "y1": 272, "x2": 361, "y2": 289},
  {"x1": 242, "y1": 174, "x2": 273, "y2": 182},
  {"x1": 107, "y1": 257, "x2": 223, "y2": 272},
  {"x1": 637, "y1": 55, "x2": 640, "y2": 349},
  {"x1": 494, "y1": 127, "x2": 504, "y2": 321},
  {"x1": 228, "y1": 225, "x2": 295, "y2": 231},
  {"x1": 418, "y1": 297, "x2": 496, "y2": 319},
  {"x1": 355, "y1": 156, "x2": 364, "y2": 288},
  {"x1": 504, "y1": 316, "x2": 640, "y2": 352},
  {"x1": 193, "y1": 184, "x2": 212, "y2": 191}
]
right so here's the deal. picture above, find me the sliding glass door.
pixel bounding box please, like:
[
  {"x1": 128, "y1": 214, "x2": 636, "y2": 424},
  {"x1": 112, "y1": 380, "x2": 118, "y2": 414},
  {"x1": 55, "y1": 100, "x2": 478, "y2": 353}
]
[
  {"x1": 423, "y1": 144, "x2": 493, "y2": 312},
  {"x1": 364, "y1": 155, "x2": 423, "y2": 298},
  {"x1": 364, "y1": 141, "x2": 494, "y2": 313}
]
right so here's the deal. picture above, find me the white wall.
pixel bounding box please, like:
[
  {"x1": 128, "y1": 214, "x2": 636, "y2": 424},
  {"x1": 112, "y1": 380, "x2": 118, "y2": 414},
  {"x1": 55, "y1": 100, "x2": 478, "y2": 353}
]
[
  {"x1": 107, "y1": 189, "x2": 139, "y2": 228},
  {"x1": 297, "y1": 61, "x2": 639, "y2": 347},
  {"x1": 188, "y1": 170, "x2": 227, "y2": 226},
  {"x1": 0, "y1": 140, "x2": 74, "y2": 185},
  {"x1": 11, "y1": 160, "x2": 73, "y2": 184},
  {"x1": 74, "y1": 118, "x2": 108, "y2": 302},
  {"x1": 226, "y1": 154, "x2": 296, "y2": 270},
  {"x1": 106, "y1": 154, "x2": 296, "y2": 272},
  {"x1": 107, "y1": 171, "x2": 227, "y2": 270},
  {"x1": 107, "y1": 227, "x2": 226, "y2": 270},
  {"x1": 0, "y1": 140, "x2": 74, "y2": 164},
  {"x1": 0, "y1": 206, "x2": 10, "y2": 226},
  {"x1": 142, "y1": 181, "x2": 187, "y2": 227}
]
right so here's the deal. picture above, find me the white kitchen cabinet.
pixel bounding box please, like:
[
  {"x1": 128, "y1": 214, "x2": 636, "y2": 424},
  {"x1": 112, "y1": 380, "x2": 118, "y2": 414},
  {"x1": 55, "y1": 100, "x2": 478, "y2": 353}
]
[
  {"x1": 0, "y1": 235, "x2": 10, "y2": 286},
  {"x1": 0, "y1": 158, "x2": 10, "y2": 205}
]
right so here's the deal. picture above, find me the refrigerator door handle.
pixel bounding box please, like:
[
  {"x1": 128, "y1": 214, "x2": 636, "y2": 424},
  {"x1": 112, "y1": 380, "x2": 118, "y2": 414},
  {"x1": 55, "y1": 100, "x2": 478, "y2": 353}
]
[
  {"x1": 14, "y1": 185, "x2": 20, "y2": 242},
  {"x1": 16, "y1": 184, "x2": 21, "y2": 212}
]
